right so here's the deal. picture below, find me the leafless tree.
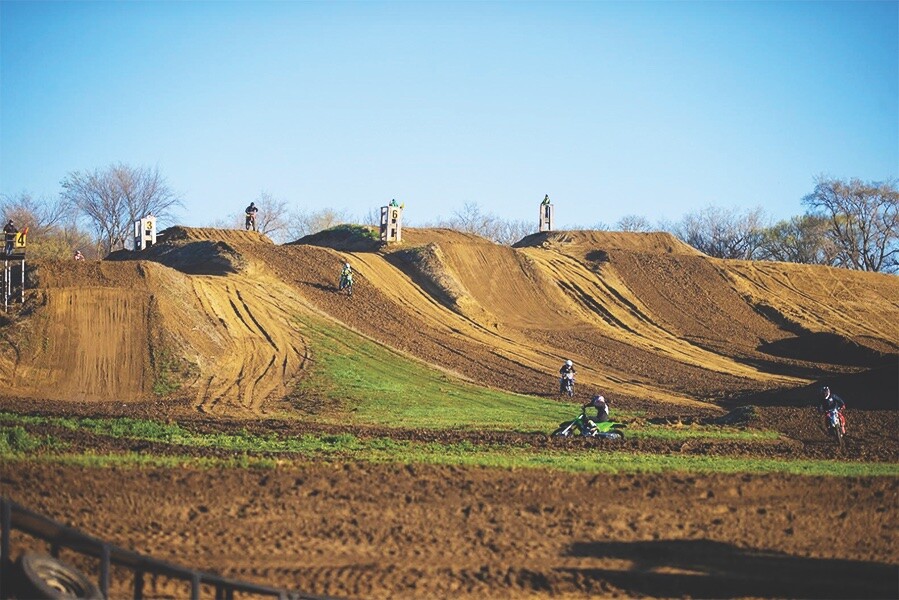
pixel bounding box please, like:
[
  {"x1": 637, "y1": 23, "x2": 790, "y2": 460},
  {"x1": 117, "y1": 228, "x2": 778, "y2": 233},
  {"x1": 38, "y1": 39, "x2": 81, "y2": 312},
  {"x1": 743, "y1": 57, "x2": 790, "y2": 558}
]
[
  {"x1": 802, "y1": 176, "x2": 899, "y2": 273},
  {"x1": 616, "y1": 214, "x2": 653, "y2": 232},
  {"x1": 419, "y1": 202, "x2": 536, "y2": 245},
  {"x1": 287, "y1": 207, "x2": 353, "y2": 240},
  {"x1": 61, "y1": 163, "x2": 181, "y2": 254},
  {"x1": 494, "y1": 219, "x2": 536, "y2": 245},
  {"x1": 669, "y1": 205, "x2": 768, "y2": 259},
  {"x1": 250, "y1": 191, "x2": 292, "y2": 242}
]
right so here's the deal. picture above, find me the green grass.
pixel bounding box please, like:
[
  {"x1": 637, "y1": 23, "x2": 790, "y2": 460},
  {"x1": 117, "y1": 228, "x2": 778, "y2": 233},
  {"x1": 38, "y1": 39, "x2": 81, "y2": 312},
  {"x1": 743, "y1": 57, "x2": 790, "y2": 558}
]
[
  {"x1": 1, "y1": 414, "x2": 895, "y2": 478},
  {"x1": 290, "y1": 318, "x2": 785, "y2": 443},
  {"x1": 0, "y1": 425, "x2": 67, "y2": 454},
  {"x1": 2, "y1": 443, "x2": 896, "y2": 477},
  {"x1": 292, "y1": 317, "x2": 580, "y2": 430}
]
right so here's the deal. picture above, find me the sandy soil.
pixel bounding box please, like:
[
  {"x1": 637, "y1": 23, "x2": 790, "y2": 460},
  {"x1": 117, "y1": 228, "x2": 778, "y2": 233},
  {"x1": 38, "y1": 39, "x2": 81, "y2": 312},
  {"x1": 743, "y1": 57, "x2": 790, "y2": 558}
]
[
  {"x1": 3, "y1": 461, "x2": 897, "y2": 600},
  {"x1": 1, "y1": 227, "x2": 897, "y2": 599}
]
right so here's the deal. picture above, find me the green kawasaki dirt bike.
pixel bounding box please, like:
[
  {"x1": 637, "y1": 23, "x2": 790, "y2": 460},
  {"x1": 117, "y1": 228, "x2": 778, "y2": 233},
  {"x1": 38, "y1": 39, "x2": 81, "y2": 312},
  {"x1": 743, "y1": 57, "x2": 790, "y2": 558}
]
[{"x1": 552, "y1": 410, "x2": 626, "y2": 440}]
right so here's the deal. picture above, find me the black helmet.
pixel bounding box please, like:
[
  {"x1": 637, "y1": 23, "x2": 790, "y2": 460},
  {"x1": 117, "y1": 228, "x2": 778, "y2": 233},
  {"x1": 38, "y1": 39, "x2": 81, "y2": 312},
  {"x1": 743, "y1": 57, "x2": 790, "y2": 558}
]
[{"x1": 821, "y1": 386, "x2": 830, "y2": 396}]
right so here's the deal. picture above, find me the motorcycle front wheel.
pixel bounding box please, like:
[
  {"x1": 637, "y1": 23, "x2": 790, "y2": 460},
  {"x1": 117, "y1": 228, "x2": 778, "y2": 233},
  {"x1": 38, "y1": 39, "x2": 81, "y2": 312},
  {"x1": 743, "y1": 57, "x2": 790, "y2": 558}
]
[
  {"x1": 552, "y1": 424, "x2": 579, "y2": 437},
  {"x1": 832, "y1": 426, "x2": 845, "y2": 451}
]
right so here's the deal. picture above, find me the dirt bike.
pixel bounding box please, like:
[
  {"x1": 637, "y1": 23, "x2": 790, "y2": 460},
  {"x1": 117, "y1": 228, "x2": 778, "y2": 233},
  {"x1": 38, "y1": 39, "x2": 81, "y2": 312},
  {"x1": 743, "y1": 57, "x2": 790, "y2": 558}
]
[
  {"x1": 559, "y1": 372, "x2": 575, "y2": 397},
  {"x1": 824, "y1": 407, "x2": 846, "y2": 450},
  {"x1": 338, "y1": 272, "x2": 354, "y2": 296},
  {"x1": 245, "y1": 213, "x2": 257, "y2": 231},
  {"x1": 552, "y1": 409, "x2": 626, "y2": 439}
]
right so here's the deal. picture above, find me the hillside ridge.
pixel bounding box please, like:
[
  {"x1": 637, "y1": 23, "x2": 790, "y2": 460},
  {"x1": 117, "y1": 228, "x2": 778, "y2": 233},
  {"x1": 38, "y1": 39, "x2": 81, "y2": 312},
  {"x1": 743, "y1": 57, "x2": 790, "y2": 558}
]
[{"x1": 1, "y1": 226, "x2": 895, "y2": 413}]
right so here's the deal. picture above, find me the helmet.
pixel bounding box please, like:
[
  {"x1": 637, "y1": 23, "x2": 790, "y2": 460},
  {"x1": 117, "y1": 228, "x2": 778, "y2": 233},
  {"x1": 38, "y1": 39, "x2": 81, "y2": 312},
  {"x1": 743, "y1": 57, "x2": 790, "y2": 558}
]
[
  {"x1": 821, "y1": 386, "x2": 830, "y2": 397},
  {"x1": 344, "y1": 262, "x2": 350, "y2": 268},
  {"x1": 593, "y1": 394, "x2": 606, "y2": 404},
  {"x1": 565, "y1": 360, "x2": 573, "y2": 366},
  {"x1": 250, "y1": 202, "x2": 255, "y2": 207}
]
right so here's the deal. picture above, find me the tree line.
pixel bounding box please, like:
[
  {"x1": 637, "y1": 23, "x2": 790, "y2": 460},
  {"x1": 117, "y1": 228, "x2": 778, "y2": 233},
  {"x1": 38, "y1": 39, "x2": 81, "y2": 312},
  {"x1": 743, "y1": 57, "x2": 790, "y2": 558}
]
[{"x1": 2, "y1": 163, "x2": 896, "y2": 273}]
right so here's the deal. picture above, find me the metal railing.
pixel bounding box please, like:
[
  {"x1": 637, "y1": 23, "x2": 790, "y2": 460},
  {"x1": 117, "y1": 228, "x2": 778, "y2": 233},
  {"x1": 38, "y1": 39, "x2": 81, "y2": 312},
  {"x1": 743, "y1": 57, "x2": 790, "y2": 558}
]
[{"x1": 0, "y1": 497, "x2": 331, "y2": 600}]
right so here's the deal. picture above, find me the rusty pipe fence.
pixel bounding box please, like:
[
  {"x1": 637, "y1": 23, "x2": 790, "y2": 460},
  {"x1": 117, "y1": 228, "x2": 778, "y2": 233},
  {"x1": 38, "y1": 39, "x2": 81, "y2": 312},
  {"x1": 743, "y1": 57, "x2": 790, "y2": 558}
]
[{"x1": 0, "y1": 497, "x2": 330, "y2": 600}]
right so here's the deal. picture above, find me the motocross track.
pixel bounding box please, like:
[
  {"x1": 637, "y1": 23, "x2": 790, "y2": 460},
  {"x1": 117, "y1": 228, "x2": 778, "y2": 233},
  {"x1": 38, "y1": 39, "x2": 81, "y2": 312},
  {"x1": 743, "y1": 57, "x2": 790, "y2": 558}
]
[{"x1": 1, "y1": 226, "x2": 898, "y2": 599}]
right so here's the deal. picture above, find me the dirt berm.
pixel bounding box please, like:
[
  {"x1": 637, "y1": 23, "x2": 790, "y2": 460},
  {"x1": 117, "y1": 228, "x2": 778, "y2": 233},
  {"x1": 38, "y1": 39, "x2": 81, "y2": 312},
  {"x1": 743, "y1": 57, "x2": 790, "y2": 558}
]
[{"x1": 0, "y1": 226, "x2": 895, "y2": 414}]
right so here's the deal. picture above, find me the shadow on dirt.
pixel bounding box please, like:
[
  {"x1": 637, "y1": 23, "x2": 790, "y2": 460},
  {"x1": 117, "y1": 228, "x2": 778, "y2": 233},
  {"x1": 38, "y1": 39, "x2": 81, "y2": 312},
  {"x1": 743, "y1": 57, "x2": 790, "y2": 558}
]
[
  {"x1": 731, "y1": 361, "x2": 898, "y2": 410},
  {"x1": 759, "y1": 332, "x2": 890, "y2": 367},
  {"x1": 564, "y1": 539, "x2": 898, "y2": 599}
]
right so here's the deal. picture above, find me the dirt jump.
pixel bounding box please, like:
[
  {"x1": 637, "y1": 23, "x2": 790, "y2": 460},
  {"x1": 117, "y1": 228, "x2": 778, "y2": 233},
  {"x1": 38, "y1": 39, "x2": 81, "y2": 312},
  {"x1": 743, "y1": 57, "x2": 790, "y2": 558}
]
[{"x1": 1, "y1": 226, "x2": 897, "y2": 599}]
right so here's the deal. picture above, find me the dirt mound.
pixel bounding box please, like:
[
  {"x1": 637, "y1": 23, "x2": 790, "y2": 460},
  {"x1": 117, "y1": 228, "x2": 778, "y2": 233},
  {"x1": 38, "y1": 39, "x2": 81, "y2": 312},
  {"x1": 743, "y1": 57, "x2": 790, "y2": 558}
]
[
  {"x1": 514, "y1": 230, "x2": 701, "y2": 255},
  {"x1": 292, "y1": 224, "x2": 383, "y2": 252},
  {"x1": 161, "y1": 226, "x2": 274, "y2": 246},
  {"x1": 2, "y1": 226, "x2": 897, "y2": 413}
]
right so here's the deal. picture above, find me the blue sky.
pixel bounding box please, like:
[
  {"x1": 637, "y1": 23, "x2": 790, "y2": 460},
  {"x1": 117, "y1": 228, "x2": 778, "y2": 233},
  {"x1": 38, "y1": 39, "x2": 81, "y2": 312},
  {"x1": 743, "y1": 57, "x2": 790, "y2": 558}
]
[{"x1": 1, "y1": 1, "x2": 896, "y2": 230}]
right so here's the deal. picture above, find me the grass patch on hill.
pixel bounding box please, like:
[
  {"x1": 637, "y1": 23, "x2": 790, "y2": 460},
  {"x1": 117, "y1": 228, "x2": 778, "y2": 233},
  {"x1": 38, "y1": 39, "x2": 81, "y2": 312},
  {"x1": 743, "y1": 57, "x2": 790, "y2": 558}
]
[{"x1": 290, "y1": 317, "x2": 581, "y2": 431}]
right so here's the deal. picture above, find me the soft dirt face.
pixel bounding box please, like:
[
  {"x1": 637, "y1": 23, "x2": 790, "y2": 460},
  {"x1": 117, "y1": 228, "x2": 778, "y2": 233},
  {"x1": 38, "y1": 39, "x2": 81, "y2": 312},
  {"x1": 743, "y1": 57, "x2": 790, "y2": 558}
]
[
  {"x1": 2, "y1": 398, "x2": 898, "y2": 599},
  {"x1": 4, "y1": 227, "x2": 898, "y2": 414},
  {"x1": 2, "y1": 228, "x2": 897, "y2": 599},
  {"x1": 3, "y1": 461, "x2": 897, "y2": 600}
]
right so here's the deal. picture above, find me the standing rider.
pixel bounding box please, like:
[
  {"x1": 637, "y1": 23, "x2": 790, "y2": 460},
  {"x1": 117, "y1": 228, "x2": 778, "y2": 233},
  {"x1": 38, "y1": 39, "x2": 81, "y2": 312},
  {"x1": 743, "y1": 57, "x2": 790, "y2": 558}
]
[
  {"x1": 245, "y1": 202, "x2": 259, "y2": 231},
  {"x1": 818, "y1": 386, "x2": 846, "y2": 434},
  {"x1": 583, "y1": 394, "x2": 610, "y2": 429},
  {"x1": 559, "y1": 359, "x2": 576, "y2": 394}
]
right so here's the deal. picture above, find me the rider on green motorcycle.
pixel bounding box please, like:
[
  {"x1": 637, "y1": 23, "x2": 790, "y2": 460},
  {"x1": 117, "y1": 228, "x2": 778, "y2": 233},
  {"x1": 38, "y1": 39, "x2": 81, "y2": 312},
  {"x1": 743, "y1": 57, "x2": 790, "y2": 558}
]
[{"x1": 583, "y1": 394, "x2": 610, "y2": 429}]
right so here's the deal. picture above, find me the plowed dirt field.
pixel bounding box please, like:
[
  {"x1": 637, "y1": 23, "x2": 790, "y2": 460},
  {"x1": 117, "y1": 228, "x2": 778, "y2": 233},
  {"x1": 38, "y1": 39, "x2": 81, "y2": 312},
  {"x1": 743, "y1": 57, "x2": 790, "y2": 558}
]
[{"x1": 1, "y1": 227, "x2": 897, "y2": 599}]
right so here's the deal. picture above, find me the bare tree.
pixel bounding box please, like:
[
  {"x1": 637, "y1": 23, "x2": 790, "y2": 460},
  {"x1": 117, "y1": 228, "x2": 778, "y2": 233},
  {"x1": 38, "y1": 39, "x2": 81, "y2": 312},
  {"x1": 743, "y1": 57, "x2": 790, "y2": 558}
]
[
  {"x1": 616, "y1": 214, "x2": 653, "y2": 232},
  {"x1": 287, "y1": 207, "x2": 352, "y2": 240},
  {"x1": 670, "y1": 205, "x2": 768, "y2": 259},
  {"x1": 496, "y1": 219, "x2": 537, "y2": 245},
  {"x1": 759, "y1": 214, "x2": 839, "y2": 265},
  {"x1": 802, "y1": 176, "x2": 899, "y2": 273},
  {"x1": 251, "y1": 191, "x2": 292, "y2": 242},
  {"x1": 61, "y1": 163, "x2": 181, "y2": 254}
]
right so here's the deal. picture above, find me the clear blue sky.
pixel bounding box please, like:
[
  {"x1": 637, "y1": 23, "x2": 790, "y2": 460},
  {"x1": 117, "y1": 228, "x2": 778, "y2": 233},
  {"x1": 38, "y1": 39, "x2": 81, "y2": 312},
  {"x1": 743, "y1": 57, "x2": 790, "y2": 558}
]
[{"x1": 1, "y1": 1, "x2": 896, "y2": 229}]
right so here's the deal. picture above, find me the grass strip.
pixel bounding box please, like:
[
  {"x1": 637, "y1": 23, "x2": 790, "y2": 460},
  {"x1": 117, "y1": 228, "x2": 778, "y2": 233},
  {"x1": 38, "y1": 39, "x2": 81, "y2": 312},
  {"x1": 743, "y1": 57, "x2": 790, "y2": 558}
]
[{"x1": 2, "y1": 448, "x2": 896, "y2": 477}]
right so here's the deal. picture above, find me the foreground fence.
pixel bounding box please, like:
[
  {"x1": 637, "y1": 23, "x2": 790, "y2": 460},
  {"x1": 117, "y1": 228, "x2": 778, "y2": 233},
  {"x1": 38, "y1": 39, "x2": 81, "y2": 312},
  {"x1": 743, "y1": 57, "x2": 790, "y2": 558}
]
[{"x1": 0, "y1": 497, "x2": 329, "y2": 600}]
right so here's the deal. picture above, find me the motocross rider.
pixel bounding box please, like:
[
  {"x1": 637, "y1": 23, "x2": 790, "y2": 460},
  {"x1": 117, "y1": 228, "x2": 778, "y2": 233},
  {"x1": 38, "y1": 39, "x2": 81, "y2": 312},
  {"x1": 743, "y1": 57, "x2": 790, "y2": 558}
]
[
  {"x1": 339, "y1": 262, "x2": 353, "y2": 289},
  {"x1": 583, "y1": 394, "x2": 610, "y2": 429},
  {"x1": 559, "y1": 360, "x2": 576, "y2": 393},
  {"x1": 818, "y1": 386, "x2": 846, "y2": 434}
]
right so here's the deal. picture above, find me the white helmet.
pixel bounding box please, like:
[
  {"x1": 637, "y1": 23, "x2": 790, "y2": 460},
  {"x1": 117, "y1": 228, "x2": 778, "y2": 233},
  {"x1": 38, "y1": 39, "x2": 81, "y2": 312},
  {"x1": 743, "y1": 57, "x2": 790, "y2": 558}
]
[
  {"x1": 344, "y1": 262, "x2": 350, "y2": 268},
  {"x1": 565, "y1": 360, "x2": 573, "y2": 366}
]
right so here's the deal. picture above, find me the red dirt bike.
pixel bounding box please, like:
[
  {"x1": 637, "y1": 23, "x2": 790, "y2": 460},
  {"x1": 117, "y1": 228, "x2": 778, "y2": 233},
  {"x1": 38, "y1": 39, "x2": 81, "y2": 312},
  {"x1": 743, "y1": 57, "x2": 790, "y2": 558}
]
[{"x1": 824, "y1": 407, "x2": 846, "y2": 450}]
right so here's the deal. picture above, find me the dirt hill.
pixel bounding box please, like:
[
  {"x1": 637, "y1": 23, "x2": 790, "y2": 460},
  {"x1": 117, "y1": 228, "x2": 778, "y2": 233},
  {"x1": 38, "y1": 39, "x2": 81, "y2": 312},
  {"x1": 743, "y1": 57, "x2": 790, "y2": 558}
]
[{"x1": 1, "y1": 226, "x2": 896, "y2": 414}]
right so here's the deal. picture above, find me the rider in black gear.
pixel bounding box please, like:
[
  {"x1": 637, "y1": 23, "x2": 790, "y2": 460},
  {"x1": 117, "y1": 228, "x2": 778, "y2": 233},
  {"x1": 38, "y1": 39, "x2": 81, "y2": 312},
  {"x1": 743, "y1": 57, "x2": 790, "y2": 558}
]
[{"x1": 818, "y1": 386, "x2": 846, "y2": 433}]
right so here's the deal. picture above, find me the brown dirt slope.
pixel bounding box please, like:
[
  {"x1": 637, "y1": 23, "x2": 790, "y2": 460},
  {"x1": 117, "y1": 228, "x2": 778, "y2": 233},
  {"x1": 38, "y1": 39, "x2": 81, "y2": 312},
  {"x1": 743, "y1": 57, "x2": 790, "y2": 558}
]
[
  {"x1": 3, "y1": 462, "x2": 897, "y2": 600},
  {"x1": 1, "y1": 226, "x2": 896, "y2": 413}
]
